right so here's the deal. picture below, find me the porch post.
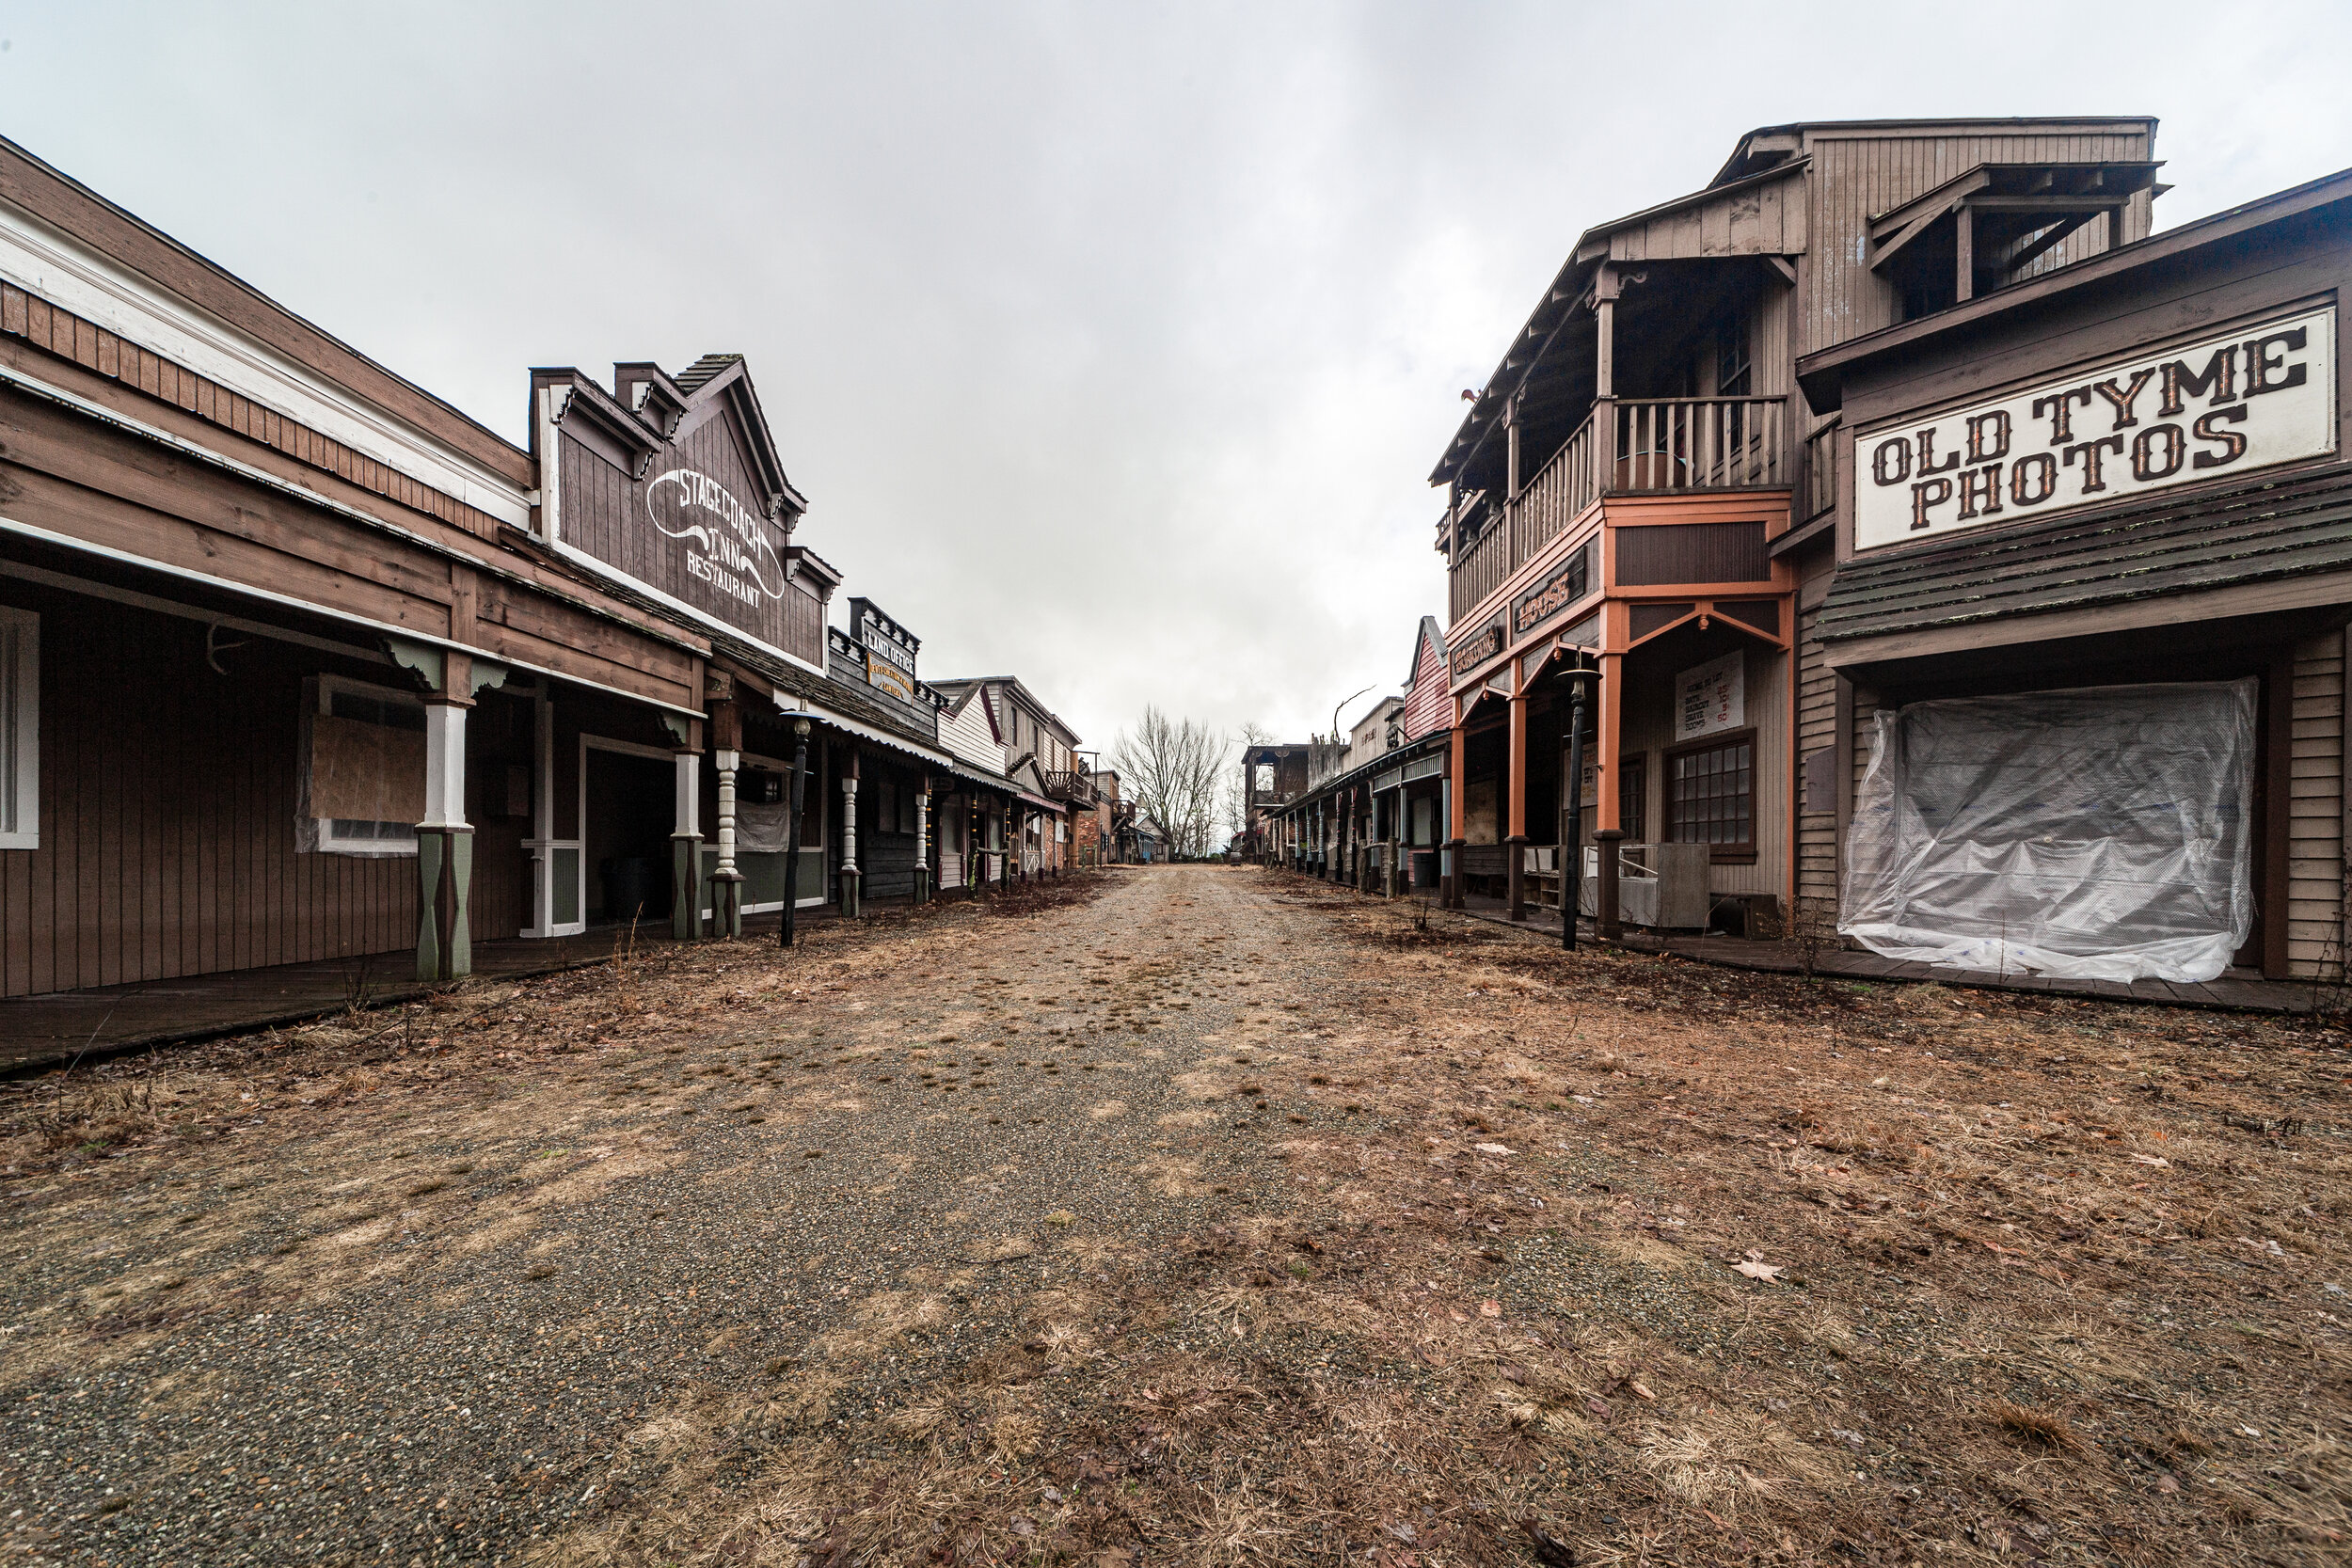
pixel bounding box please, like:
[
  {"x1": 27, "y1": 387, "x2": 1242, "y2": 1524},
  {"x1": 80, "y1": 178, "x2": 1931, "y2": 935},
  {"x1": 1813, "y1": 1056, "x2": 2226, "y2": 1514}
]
[
  {"x1": 1444, "y1": 717, "x2": 1467, "y2": 910},
  {"x1": 416, "y1": 653, "x2": 474, "y2": 983},
  {"x1": 839, "y1": 750, "x2": 861, "y2": 916},
  {"x1": 780, "y1": 717, "x2": 810, "y2": 947},
  {"x1": 1563, "y1": 671, "x2": 1589, "y2": 952},
  {"x1": 1597, "y1": 649, "x2": 1624, "y2": 940},
  {"x1": 671, "y1": 720, "x2": 705, "y2": 942},
  {"x1": 1506, "y1": 689, "x2": 1529, "y2": 923},
  {"x1": 709, "y1": 680, "x2": 742, "y2": 939},
  {"x1": 914, "y1": 777, "x2": 931, "y2": 904},
  {"x1": 1594, "y1": 264, "x2": 1620, "y2": 483}
]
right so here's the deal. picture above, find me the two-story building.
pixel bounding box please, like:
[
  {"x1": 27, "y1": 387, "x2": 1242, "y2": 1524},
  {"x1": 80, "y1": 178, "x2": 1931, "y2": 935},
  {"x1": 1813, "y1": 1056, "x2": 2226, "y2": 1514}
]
[
  {"x1": 1431, "y1": 117, "x2": 2164, "y2": 931},
  {"x1": 1790, "y1": 166, "x2": 2352, "y2": 983},
  {"x1": 930, "y1": 675, "x2": 1086, "y2": 885}
]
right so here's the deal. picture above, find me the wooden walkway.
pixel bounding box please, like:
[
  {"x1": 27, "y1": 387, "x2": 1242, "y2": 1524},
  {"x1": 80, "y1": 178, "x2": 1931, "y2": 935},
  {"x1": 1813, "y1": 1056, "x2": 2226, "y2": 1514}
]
[
  {"x1": 0, "y1": 912, "x2": 840, "y2": 1076},
  {"x1": 1327, "y1": 878, "x2": 2328, "y2": 1015}
]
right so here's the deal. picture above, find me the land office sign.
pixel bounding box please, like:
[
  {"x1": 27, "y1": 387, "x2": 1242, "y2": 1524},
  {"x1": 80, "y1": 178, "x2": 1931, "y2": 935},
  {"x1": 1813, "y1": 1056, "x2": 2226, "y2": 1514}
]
[{"x1": 1854, "y1": 307, "x2": 2338, "y2": 551}]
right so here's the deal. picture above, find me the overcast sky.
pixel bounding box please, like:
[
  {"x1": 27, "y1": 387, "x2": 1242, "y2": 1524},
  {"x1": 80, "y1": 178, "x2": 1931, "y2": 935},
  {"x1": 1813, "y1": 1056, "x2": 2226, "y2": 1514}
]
[{"x1": 6, "y1": 2, "x2": 2348, "y2": 752}]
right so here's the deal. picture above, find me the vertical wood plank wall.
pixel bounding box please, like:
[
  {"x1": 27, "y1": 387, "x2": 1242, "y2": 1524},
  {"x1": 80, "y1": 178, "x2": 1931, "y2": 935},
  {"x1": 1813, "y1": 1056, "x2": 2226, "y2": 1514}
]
[
  {"x1": 1613, "y1": 639, "x2": 1788, "y2": 901},
  {"x1": 1, "y1": 593, "x2": 413, "y2": 997},
  {"x1": 1799, "y1": 128, "x2": 2153, "y2": 356},
  {"x1": 2287, "y1": 632, "x2": 2344, "y2": 978},
  {"x1": 0, "y1": 588, "x2": 534, "y2": 998},
  {"x1": 1794, "y1": 610, "x2": 1838, "y2": 915}
]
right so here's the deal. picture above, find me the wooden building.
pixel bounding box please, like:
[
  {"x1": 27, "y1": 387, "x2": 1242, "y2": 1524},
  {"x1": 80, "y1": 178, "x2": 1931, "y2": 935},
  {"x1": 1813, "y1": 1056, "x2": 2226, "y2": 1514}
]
[
  {"x1": 928, "y1": 676, "x2": 1087, "y2": 881},
  {"x1": 0, "y1": 135, "x2": 1062, "y2": 1002},
  {"x1": 1267, "y1": 615, "x2": 1453, "y2": 893},
  {"x1": 1428, "y1": 118, "x2": 2164, "y2": 930},
  {"x1": 1789, "y1": 166, "x2": 2352, "y2": 982}
]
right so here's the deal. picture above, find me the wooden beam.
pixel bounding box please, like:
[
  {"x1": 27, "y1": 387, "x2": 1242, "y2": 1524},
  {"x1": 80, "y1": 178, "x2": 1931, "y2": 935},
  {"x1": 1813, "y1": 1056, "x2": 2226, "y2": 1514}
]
[
  {"x1": 1997, "y1": 213, "x2": 2094, "y2": 278},
  {"x1": 1955, "y1": 206, "x2": 1974, "y2": 304},
  {"x1": 1868, "y1": 198, "x2": 1962, "y2": 275}
]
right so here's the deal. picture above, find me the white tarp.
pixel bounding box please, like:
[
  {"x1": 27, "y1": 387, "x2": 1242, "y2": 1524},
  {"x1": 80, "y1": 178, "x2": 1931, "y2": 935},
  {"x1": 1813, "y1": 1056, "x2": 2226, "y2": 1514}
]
[{"x1": 1839, "y1": 679, "x2": 2256, "y2": 983}]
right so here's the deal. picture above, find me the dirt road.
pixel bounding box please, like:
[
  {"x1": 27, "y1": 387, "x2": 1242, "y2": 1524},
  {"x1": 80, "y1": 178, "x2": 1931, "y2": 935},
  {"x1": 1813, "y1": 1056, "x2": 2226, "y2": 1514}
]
[{"x1": 3, "y1": 866, "x2": 2346, "y2": 1566}]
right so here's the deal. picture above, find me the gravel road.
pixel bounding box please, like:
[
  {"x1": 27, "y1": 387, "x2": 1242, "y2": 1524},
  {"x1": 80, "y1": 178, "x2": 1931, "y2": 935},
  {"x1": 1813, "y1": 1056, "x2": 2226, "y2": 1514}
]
[
  {"x1": 8, "y1": 864, "x2": 2346, "y2": 1568},
  {"x1": 3, "y1": 865, "x2": 1326, "y2": 1565}
]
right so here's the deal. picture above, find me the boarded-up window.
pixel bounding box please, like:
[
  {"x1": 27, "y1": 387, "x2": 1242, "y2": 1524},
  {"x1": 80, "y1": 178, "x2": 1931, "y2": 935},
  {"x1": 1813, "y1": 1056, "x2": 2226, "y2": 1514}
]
[
  {"x1": 310, "y1": 679, "x2": 425, "y2": 853},
  {"x1": 0, "y1": 608, "x2": 35, "y2": 849}
]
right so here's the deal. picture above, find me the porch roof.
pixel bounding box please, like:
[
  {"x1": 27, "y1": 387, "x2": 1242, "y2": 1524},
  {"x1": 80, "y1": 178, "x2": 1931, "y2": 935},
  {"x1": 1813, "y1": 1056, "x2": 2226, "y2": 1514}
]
[{"x1": 1814, "y1": 462, "x2": 2352, "y2": 655}]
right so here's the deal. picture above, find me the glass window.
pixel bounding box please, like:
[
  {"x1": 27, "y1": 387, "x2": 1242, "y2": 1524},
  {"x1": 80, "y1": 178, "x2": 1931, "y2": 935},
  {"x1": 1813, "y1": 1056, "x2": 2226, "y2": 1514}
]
[{"x1": 1667, "y1": 736, "x2": 1753, "y2": 852}]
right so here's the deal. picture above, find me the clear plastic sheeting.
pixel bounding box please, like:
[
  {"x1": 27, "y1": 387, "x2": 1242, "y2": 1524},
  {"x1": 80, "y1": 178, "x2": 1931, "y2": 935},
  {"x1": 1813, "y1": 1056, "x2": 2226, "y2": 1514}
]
[{"x1": 1839, "y1": 680, "x2": 2256, "y2": 984}]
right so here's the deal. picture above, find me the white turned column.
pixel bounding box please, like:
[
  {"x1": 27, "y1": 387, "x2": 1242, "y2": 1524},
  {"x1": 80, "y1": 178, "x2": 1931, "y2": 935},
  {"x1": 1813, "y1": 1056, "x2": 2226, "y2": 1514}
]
[{"x1": 715, "y1": 749, "x2": 739, "y2": 879}]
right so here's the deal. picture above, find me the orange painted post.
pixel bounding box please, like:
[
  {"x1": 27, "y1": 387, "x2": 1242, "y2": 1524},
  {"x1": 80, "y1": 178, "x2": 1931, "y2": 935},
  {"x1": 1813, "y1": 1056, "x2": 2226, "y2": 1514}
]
[
  {"x1": 1596, "y1": 650, "x2": 1624, "y2": 939},
  {"x1": 1505, "y1": 690, "x2": 1529, "y2": 923},
  {"x1": 1445, "y1": 710, "x2": 1468, "y2": 910}
]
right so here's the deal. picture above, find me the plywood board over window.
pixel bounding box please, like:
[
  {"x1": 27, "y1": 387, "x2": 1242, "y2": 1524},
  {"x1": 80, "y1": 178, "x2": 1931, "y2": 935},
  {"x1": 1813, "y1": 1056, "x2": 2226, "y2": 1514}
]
[{"x1": 304, "y1": 676, "x2": 426, "y2": 855}]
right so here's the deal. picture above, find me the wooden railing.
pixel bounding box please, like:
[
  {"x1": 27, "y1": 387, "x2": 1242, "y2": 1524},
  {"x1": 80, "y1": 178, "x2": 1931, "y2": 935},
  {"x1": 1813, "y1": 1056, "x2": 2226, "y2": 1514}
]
[
  {"x1": 1447, "y1": 394, "x2": 1788, "y2": 624},
  {"x1": 1511, "y1": 413, "x2": 1599, "y2": 568},
  {"x1": 1802, "y1": 420, "x2": 1838, "y2": 521},
  {"x1": 1613, "y1": 395, "x2": 1788, "y2": 492},
  {"x1": 1450, "y1": 519, "x2": 1510, "y2": 623}
]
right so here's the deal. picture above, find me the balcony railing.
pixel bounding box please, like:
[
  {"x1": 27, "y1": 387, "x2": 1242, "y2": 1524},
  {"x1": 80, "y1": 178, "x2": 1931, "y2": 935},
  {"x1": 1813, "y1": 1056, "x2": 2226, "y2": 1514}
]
[
  {"x1": 1802, "y1": 419, "x2": 1838, "y2": 522},
  {"x1": 1043, "y1": 770, "x2": 1100, "y2": 806},
  {"x1": 1450, "y1": 393, "x2": 1788, "y2": 624},
  {"x1": 1450, "y1": 517, "x2": 1511, "y2": 622}
]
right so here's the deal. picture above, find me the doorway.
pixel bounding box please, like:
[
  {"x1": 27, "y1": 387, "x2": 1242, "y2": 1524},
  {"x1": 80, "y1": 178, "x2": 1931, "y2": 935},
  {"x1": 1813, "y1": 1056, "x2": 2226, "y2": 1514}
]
[{"x1": 582, "y1": 742, "x2": 674, "y2": 925}]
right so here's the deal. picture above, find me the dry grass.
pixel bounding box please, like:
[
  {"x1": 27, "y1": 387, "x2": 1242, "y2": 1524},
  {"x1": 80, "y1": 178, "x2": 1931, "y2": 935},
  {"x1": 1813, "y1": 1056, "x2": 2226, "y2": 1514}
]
[{"x1": 8, "y1": 865, "x2": 2349, "y2": 1567}]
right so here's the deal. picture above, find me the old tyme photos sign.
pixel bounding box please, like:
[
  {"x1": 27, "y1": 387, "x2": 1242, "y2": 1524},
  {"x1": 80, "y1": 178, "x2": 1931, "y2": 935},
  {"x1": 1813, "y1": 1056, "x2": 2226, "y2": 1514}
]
[{"x1": 1854, "y1": 306, "x2": 2338, "y2": 551}]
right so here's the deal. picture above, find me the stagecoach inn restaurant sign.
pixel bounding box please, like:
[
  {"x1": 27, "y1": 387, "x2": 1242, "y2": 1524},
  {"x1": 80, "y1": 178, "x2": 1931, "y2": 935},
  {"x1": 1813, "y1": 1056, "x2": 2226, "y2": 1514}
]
[
  {"x1": 1854, "y1": 307, "x2": 2337, "y2": 551},
  {"x1": 647, "y1": 468, "x2": 787, "y2": 607}
]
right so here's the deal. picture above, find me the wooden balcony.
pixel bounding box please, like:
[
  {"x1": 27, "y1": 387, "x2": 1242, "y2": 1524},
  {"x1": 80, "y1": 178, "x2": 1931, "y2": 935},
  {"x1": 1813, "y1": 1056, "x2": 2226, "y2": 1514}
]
[
  {"x1": 1449, "y1": 394, "x2": 1789, "y2": 622},
  {"x1": 1043, "y1": 770, "x2": 1100, "y2": 806}
]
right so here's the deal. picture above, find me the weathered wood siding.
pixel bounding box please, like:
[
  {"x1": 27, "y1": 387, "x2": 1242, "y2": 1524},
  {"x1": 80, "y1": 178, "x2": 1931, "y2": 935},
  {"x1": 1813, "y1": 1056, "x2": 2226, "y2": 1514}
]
[
  {"x1": 1606, "y1": 167, "x2": 1807, "y2": 261},
  {"x1": 1613, "y1": 638, "x2": 1788, "y2": 902},
  {"x1": 1795, "y1": 608, "x2": 1838, "y2": 916},
  {"x1": 1797, "y1": 124, "x2": 2155, "y2": 356},
  {"x1": 0, "y1": 588, "x2": 526, "y2": 999},
  {"x1": 1401, "y1": 625, "x2": 1451, "y2": 742},
  {"x1": 2288, "y1": 633, "x2": 2344, "y2": 978},
  {"x1": 559, "y1": 411, "x2": 823, "y2": 669}
]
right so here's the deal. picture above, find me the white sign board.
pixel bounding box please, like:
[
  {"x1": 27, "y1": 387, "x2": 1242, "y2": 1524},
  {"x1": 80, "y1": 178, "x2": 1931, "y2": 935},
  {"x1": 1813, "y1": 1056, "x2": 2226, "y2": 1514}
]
[
  {"x1": 1675, "y1": 652, "x2": 1743, "y2": 741},
  {"x1": 1853, "y1": 306, "x2": 2337, "y2": 551}
]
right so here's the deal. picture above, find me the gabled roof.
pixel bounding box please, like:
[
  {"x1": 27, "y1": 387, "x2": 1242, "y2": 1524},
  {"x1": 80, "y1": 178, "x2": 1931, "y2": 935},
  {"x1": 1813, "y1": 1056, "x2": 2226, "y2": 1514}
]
[
  {"x1": 928, "y1": 675, "x2": 1081, "y2": 748},
  {"x1": 536, "y1": 353, "x2": 809, "y2": 524},
  {"x1": 1406, "y1": 614, "x2": 1444, "y2": 688}
]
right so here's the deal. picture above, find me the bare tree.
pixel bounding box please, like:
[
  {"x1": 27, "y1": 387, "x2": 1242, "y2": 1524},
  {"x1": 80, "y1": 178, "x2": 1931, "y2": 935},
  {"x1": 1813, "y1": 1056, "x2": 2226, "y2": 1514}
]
[{"x1": 1112, "y1": 707, "x2": 1227, "y2": 861}]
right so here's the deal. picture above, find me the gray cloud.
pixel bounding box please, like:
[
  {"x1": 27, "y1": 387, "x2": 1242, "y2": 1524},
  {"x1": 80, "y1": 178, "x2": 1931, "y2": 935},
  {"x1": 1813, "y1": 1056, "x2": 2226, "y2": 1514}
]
[{"x1": 6, "y1": 0, "x2": 2347, "y2": 748}]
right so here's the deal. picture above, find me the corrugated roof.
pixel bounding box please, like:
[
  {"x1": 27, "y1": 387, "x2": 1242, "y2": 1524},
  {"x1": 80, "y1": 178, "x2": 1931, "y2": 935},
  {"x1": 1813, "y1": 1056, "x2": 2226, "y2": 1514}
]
[{"x1": 1815, "y1": 463, "x2": 2352, "y2": 645}]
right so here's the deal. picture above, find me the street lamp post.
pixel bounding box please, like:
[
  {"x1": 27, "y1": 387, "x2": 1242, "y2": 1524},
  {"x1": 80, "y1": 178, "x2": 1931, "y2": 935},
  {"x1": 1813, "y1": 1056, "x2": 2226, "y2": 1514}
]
[{"x1": 780, "y1": 716, "x2": 811, "y2": 947}]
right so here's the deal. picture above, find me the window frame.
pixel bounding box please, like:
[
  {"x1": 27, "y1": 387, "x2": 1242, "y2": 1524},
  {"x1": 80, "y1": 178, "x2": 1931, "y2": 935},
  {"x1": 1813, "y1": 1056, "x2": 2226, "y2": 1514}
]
[
  {"x1": 0, "y1": 607, "x2": 37, "y2": 850},
  {"x1": 313, "y1": 673, "x2": 426, "y2": 856},
  {"x1": 1661, "y1": 726, "x2": 1757, "y2": 864}
]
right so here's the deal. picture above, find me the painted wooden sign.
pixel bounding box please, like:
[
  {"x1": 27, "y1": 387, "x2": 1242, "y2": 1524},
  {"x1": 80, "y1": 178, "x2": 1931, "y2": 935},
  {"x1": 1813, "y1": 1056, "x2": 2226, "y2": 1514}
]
[
  {"x1": 1512, "y1": 540, "x2": 1593, "y2": 635},
  {"x1": 1674, "y1": 652, "x2": 1743, "y2": 740},
  {"x1": 1856, "y1": 307, "x2": 2338, "y2": 551}
]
